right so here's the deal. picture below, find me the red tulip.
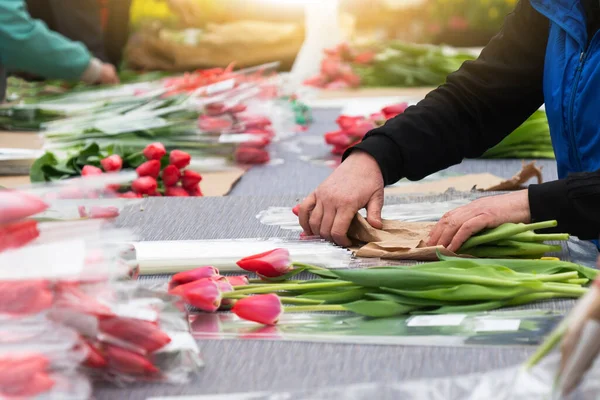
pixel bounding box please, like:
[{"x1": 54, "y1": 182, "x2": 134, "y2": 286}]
[
  {"x1": 136, "y1": 160, "x2": 161, "y2": 178},
  {"x1": 331, "y1": 144, "x2": 348, "y2": 156},
  {"x1": 238, "y1": 115, "x2": 272, "y2": 129},
  {"x1": 0, "y1": 219, "x2": 40, "y2": 252},
  {"x1": 236, "y1": 248, "x2": 292, "y2": 278},
  {"x1": 0, "y1": 191, "x2": 48, "y2": 224},
  {"x1": 169, "y1": 150, "x2": 191, "y2": 169},
  {"x1": 369, "y1": 112, "x2": 386, "y2": 123},
  {"x1": 105, "y1": 345, "x2": 159, "y2": 375},
  {"x1": 0, "y1": 280, "x2": 53, "y2": 316},
  {"x1": 0, "y1": 354, "x2": 55, "y2": 397},
  {"x1": 232, "y1": 294, "x2": 283, "y2": 325},
  {"x1": 161, "y1": 165, "x2": 181, "y2": 186},
  {"x1": 205, "y1": 102, "x2": 226, "y2": 116},
  {"x1": 78, "y1": 206, "x2": 119, "y2": 219},
  {"x1": 381, "y1": 103, "x2": 408, "y2": 119},
  {"x1": 234, "y1": 146, "x2": 270, "y2": 165},
  {"x1": 292, "y1": 205, "x2": 300, "y2": 216},
  {"x1": 325, "y1": 79, "x2": 350, "y2": 90},
  {"x1": 143, "y1": 142, "x2": 167, "y2": 161},
  {"x1": 168, "y1": 266, "x2": 219, "y2": 291},
  {"x1": 82, "y1": 165, "x2": 103, "y2": 176},
  {"x1": 320, "y1": 58, "x2": 343, "y2": 78},
  {"x1": 131, "y1": 176, "x2": 157, "y2": 195},
  {"x1": 81, "y1": 340, "x2": 108, "y2": 368},
  {"x1": 100, "y1": 155, "x2": 123, "y2": 172},
  {"x1": 336, "y1": 115, "x2": 364, "y2": 131},
  {"x1": 346, "y1": 120, "x2": 375, "y2": 138},
  {"x1": 98, "y1": 316, "x2": 172, "y2": 353},
  {"x1": 211, "y1": 275, "x2": 234, "y2": 294},
  {"x1": 186, "y1": 186, "x2": 203, "y2": 197},
  {"x1": 181, "y1": 170, "x2": 202, "y2": 190},
  {"x1": 171, "y1": 278, "x2": 222, "y2": 312},
  {"x1": 226, "y1": 275, "x2": 249, "y2": 287},
  {"x1": 226, "y1": 103, "x2": 247, "y2": 114},
  {"x1": 165, "y1": 186, "x2": 189, "y2": 197},
  {"x1": 354, "y1": 51, "x2": 375, "y2": 64},
  {"x1": 198, "y1": 115, "x2": 233, "y2": 131},
  {"x1": 324, "y1": 130, "x2": 354, "y2": 147},
  {"x1": 148, "y1": 190, "x2": 163, "y2": 197},
  {"x1": 303, "y1": 74, "x2": 326, "y2": 88},
  {"x1": 119, "y1": 191, "x2": 141, "y2": 198}
]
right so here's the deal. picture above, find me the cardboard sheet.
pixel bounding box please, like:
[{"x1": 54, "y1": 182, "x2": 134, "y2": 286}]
[{"x1": 385, "y1": 162, "x2": 543, "y2": 195}]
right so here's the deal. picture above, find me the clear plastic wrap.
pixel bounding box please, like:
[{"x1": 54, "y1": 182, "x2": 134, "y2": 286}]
[
  {"x1": 182, "y1": 353, "x2": 600, "y2": 400},
  {"x1": 133, "y1": 238, "x2": 354, "y2": 275},
  {"x1": 190, "y1": 310, "x2": 562, "y2": 347},
  {"x1": 256, "y1": 200, "x2": 472, "y2": 231}
]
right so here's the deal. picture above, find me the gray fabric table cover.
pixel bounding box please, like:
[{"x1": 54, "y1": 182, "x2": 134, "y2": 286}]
[{"x1": 95, "y1": 109, "x2": 583, "y2": 399}]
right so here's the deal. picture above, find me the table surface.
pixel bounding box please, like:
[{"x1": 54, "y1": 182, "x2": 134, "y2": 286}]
[{"x1": 95, "y1": 108, "x2": 578, "y2": 400}]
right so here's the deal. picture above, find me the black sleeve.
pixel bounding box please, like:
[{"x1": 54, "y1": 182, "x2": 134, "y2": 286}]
[
  {"x1": 346, "y1": 0, "x2": 549, "y2": 185},
  {"x1": 529, "y1": 172, "x2": 600, "y2": 240}
]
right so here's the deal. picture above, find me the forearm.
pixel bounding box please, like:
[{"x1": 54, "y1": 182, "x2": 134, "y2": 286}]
[
  {"x1": 529, "y1": 172, "x2": 600, "y2": 240},
  {"x1": 0, "y1": 0, "x2": 94, "y2": 80},
  {"x1": 348, "y1": 0, "x2": 548, "y2": 185}
]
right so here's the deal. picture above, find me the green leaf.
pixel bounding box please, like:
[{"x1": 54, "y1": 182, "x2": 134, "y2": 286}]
[
  {"x1": 124, "y1": 152, "x2": 146, "y2": 168},
  {"x1": 459, "y1": 221, "x2": 558, "y2": 251},
  {"x1": 382, "y1": 282, "x2": 545, "y2": 302},
  {"x1": 30, "y1": 152, "x2": 58, "y2": 182},
  {"x1": 365, "y1": 292, "x2": 446, "y2": 307},
  {"x1": 76, "y1": 143, "x2": 101, "y2": 164},
  {"x1": 41, "y1": 164, "x2": 77, "y2": 181},
  {"x1": 342, "y1": 300, "x2": 416, "y2": 317},
  {"x1": 330, "y1": 261, "x2": 521, "y2": 289},
  {"x1": 308, "y1": 269, "x2": 340, "y2": 279},
  {"x1": 420, "y1": 301, "x2": 505, "y2": 314},
  {"x1": 298, "y1": 288, "x2": 370, "y2": 304}
]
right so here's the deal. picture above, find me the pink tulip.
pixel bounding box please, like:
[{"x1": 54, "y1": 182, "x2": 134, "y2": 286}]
[
  {"x1": 232, "y1": 294, "x2": 283, "y2": 325},
  {"x1": 100, "y1": 155, "x2": 123, "y2": 172},
  {"x1": 0, "y1": 191, "x2": 48, "y2": 225},
  {"x1": 171, "y1": 278, "x2": 222, "y2": 312},
  {"x1": 211, "y1": 275, "x2": 233, "y2": 294},
  {"x1": 168, "y1": 266, "x2": 219, "y2": 291},
  {"x1": 236, "y1": 248, "x2": 292, "y2": 278},
  {"x1": 226, "y1": 275, "x2": 249, "y2": 287},
  {"x1": 143, "y1": 142, "x2": 167, "y2": 161},
  {"x1": 82, "y1": 165, "x2": 103, "y2": 176},
  {"x1": 78, "y1": 206, "x2": 120, "y2": 219}
]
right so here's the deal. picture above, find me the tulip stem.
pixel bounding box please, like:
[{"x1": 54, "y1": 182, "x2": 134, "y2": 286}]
[
  {"x1": 246, "y1": 280, "x2": 303, "y2": 285},
  {"x1": 223, "y1": 281, "x2": 354, "y2": 297},
  {"x1": 291, "y1": 262, "x2": 328, "y2": 271},
  {"x1": 284, "y1": 305, "x2": 346, "y2": 312}
]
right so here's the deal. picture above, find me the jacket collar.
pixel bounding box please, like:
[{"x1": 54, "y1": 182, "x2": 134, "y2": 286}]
[{"x1": 530, "y1": 0, "x2": 588, "y2": 47}]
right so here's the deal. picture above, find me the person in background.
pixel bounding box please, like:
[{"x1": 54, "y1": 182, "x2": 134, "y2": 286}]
[
  {"x1": 0, "y1": 0, "x2": 119, "y2": 102},
  {"x1": 298, "y1": 0, "x2": 600, "y2": 250},
  {"x1": 25, "y1": 0, "x2": 132, "y2": 68}
]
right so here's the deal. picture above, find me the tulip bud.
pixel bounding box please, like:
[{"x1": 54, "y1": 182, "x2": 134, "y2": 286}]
[
  {"x1": 169, "y1": 150, "x2": 191, "y2": 169},
  {"x1": 136, "y1": 160, "x2": 161, "y2": 178},
  {"x1": 105, "y1": 345, "x2": 159, "y2": 375},
  {"x1": 0, "y1": 220, "x2": 41, "y2": 253},
  {"x1": 170, "y1": 278, "x2": 222, "y2": 312},
  {"x1": 238, "y1": 115, "x2": 271, "y2": 130},
  {"x1": 98, "y1": 316, "x2": 172, "y2": 353},
  {"x1": 0, "y1": 191, "x2": 48, "y2": 225},
  {"x1": 168, "y1": 266, "x2": 219, "y2": 291},
  {"x1": 198, "y1": 115, "x2": 233, "y2": 131},
  {"x1": 234, "y1": 146, "x2": 270, "y2": 165},
  {"x1": 236, "y1": 248, "x2": 292, "y2": 278},
  {"x1": 78, "y1": 206, "x2": 120, "y2": 219},
  {"x1": 143, "y1": 142, "x2": 167, "y2": 161},
  {"x1": 131, "y1": 176, "x2": 157, "y2": 195},
  {"x1": 232, "y1": 294, "x2": 283, "y2": 325},
  {"x1": 119, "y1": 191, "x2": 141, "y2": 198},
  {"x1": 292, "y1": 205, "x2": 299, "y2": 216},
  {"x1": 161, "y1": 165, "x2": 181, "y2": 187},
  {"x1": 226, "y1": 275, "x2": 249, "y2": 287},
  {"x1": 100, "y1": 155, "x2": 123, "y2": 172},
  {"x1": 181, "y1": 170, "x2": 202, "y2": 190},
  {"x1": 186, "y1": 186, "x2": 203, "y2": 197},
  {"x1": 165, "y1": 186, "x2": 189, "y2": 197},
  {"x1": 82, "y1": 165, "x2": 103, "y2": 176}
]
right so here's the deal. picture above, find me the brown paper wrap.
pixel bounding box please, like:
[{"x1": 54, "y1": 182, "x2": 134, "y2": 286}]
[{"x1": 348, "y1": 214, "x2": 459, "y2": 261}]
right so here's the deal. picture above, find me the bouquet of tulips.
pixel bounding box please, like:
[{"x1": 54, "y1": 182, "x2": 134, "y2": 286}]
[
  {"x1": 31, "y1": 142, "x2": 205, "y2": 197},
  {"x1": 324, "y1": 103, "x2": 408, "y2": 156},
  {"x1": 0, "y1": 177, "x2": 204, "y2": 388},
  {"x1": 166, "y1": 248, "x2": 597, "y2": 326}
]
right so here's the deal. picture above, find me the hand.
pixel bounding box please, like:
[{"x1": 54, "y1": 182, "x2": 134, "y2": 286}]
[
  {"x1": 426, "y1": 189, "x2": 531, "y2": 252},
  {"x1": 98, "y1": 63, "x2": 120, "y2": 85},
  {"x1": 298, "y1": 150, "x2": 384, "y2": 247}
]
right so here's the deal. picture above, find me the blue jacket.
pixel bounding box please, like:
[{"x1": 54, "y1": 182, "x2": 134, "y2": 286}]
[{"x1": 531, "y1": 0, "x2": 600, "y2": 179}]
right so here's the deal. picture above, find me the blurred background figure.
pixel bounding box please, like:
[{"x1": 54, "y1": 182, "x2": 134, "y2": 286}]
[
  {"x1": 0, "y1": 0, "x2": 119, "y2": 102},
  {"x1": 25, "y1": 0, "x2": 132, "y2": 68}
]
